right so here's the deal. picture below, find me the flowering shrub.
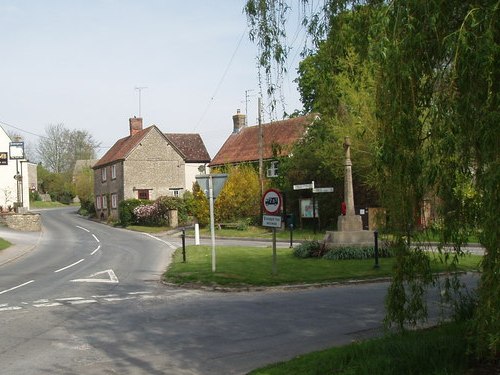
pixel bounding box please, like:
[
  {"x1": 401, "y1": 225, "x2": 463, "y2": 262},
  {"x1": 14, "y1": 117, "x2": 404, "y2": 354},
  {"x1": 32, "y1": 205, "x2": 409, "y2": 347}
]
[{"x1": 133, "y1": 204, "x2": 161, "y2": 225}]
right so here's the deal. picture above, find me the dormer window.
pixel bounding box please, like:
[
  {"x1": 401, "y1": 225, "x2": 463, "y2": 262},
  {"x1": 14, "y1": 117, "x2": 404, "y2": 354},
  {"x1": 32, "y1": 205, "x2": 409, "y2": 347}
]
[{"x1": 266, "y1": 161, "x2": 279, "y2": 178}]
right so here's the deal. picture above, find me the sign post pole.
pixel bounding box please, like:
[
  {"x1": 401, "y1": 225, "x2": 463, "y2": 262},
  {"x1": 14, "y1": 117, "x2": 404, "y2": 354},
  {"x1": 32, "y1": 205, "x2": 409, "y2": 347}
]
[
  {"x1": 272, "y1": 228, "x2": 277, "y2": 275},
  {"x1": 208, "y1": 175, "x2": 216, "y2": 272}
]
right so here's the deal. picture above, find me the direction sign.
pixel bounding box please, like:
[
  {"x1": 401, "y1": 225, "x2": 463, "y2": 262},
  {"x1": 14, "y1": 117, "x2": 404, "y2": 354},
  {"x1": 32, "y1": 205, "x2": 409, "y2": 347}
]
[
  {"x1": 262, "y1": 189, "x2": 282, "y2": 215},
  {"x1": 313, "y1": 187, "x2": 334, "y2": 193},
  {"x1": 293, "y1": 183, "x2": 313, "y2": 190}
]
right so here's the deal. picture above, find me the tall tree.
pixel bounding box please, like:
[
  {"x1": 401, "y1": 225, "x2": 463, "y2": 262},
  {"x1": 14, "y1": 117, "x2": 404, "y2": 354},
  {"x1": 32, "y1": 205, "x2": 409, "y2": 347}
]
[
  {"x1": 246, "y1": 0, "x2": 499, "y2": 359},
  {"x1": 36, "y1": 124, "x2": 99, "y2": 173}
]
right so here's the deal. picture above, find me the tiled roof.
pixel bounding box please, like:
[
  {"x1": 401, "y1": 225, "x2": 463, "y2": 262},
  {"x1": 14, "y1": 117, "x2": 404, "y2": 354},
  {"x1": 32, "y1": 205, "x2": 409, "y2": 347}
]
[
  {"x1": 93, "y1": 126, "x2": 211, "y2": 169},
  {"x1": 165, "y1": 133, "x2": 211, "y2": 163},
  {"x1": 209, "y1": 114, "x2": 318, "y2": 167},
  {"x1": 93, "y1": 126, "x2": 151, "y2": 169}
]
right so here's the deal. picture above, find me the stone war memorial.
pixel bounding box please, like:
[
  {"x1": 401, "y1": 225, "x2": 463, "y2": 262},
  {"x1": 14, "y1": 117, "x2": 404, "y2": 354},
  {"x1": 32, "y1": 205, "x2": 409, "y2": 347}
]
[{"x1": 324, "y1": 137, "x2": 373, "y2": 247}]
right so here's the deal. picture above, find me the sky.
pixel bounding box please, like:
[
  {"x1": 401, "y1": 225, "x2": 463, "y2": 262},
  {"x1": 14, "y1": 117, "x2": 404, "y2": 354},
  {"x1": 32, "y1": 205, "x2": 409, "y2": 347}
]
[{"x1": 0, "y1": 0, "x2": 305, "y2": 159}]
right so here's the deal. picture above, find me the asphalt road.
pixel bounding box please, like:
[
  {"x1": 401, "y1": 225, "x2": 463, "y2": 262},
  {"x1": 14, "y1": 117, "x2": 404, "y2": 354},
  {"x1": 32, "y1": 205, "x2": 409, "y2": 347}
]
[{"x1": 0, "y1": 208, "x2": 479, "y2": 374}]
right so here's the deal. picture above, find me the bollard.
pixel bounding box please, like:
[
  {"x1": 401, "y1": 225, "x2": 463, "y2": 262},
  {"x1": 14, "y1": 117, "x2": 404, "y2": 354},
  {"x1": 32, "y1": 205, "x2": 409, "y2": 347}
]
[
  {"x1": 289, "y1": 223, "x2": 294, "y2": 248},
  {"x1": 181, "y1": 229, "x2": 186, "y2": 262},
  {"x1": 374, "y1": 230, "x2": 380, "y2": 269}
]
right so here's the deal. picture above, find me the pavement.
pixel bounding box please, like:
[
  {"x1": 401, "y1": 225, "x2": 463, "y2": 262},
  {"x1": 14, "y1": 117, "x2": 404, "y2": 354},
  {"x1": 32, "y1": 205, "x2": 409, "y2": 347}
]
[{"x1": 0, "y1": 225, "x2": 42, "y2": 267}]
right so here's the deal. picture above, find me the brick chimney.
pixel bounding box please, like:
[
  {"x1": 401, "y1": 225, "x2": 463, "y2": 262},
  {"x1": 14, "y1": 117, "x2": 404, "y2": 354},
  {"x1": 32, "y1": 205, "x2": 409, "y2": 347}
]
[
  {"x1": 129, "y1": 117, "x2": 143, "y2": 136},
  {"x1": 232, "y1": 109, "x2": 246, "y2": 133}
]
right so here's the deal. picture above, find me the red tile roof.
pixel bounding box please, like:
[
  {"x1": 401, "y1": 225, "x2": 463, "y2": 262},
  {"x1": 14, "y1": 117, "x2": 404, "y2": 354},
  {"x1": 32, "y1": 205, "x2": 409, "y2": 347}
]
[
  {"x1": 93, "y1": 126, "x2": 211, "y2": 169},
  {"x1": 209, "y1": 114, "x2": 318, "y2": 167},
  {"x1": 164, "y1": 133, "x2": 211, "y2": 163}
]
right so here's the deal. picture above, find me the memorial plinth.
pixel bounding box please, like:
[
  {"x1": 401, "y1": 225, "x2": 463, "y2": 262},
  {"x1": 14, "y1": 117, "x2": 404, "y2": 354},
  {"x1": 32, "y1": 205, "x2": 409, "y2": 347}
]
[{"x1": 324, "y1": 136, "x2": 373, "y2": 248}]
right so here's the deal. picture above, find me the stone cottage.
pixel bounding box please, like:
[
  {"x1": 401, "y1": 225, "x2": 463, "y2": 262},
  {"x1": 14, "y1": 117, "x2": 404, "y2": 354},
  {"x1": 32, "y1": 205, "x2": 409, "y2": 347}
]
[{"x1": 93, "y1": 117, "x2": 211, "y2": 220}]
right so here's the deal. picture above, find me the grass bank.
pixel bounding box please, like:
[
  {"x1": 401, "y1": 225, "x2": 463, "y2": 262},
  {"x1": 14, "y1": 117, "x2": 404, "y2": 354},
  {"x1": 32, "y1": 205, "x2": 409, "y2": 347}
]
[
  {"x1": 0, "y1": 238, "x2": 11, "y2": 251},
  {"x1": 164, "y1": 246, "x2": 482, "y2": 287},
  {"x1": 249, "y1": 321, "x2": 479, "y2": 375}
]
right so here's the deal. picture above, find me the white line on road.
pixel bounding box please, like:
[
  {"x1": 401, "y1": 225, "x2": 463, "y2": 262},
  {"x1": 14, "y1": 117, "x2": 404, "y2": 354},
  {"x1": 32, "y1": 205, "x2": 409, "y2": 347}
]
[
  {"x1": 0, "y1": 280, "x2": 35, "y2": 295},
  {"x1": 55, "y1": 297, "x2": 84, "y2": 301},
  {"x1": 92, "y1": 294, "x2": 118, "y2": 298},
  {"x1": 71, "y1": 269, "x2": 119, "y2": 283},
  {"x1": 69, "y1": 299, "x2": 97, "y2": 305},
  {"x1": 103, "y1": 296, "x2": 135, "y2": 302},
  {"x1": 90, "y1": 245, "x2": 101, "y2": 255},
  {"x1": 54, "y1": 259, "x2": 85, "y2": 273},
  {"x1": 127, "y1": 291, "x2": 152, "y2": 295},
  {"x1": 34, "y1": 302, "x2": 62, "y2": 308},
  {"x1": 143, "y1": 233, "x2": 178, "y2": 249},
  {"x1": 92, "y1": 234, "x2": 100, "y2": 243},
  {"x1": 76, "y1": 225, "x2": 90, "y2": 233},
  {"x1": 0, "y1": 306, "x2": 22, "y2": 311}
]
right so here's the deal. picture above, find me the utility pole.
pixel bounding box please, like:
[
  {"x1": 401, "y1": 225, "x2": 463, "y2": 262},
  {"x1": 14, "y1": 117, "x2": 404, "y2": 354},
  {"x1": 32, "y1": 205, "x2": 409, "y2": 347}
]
[
  {"x1": 134, "y1": 86, "x2": 147, "y2": 117},
  {"x1": 258, "y1": 97, "x2": 264, "y2": 200}
]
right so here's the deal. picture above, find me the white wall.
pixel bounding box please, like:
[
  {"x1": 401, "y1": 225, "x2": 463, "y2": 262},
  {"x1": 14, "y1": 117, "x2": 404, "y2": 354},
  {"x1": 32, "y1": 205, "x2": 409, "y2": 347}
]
[
  {"x1": 0, "y1": 126, "x2": 31, "y2": 211},
  {"x1": 184, "y1": 163, "x2": 210, "y2": 192}
]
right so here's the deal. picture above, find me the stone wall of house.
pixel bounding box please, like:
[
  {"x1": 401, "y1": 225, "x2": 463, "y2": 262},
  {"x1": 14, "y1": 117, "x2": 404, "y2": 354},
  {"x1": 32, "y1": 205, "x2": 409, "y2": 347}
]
[
  {"x1": 94, "y1": 161, "x2": 124, "y2": 220},
  {"x1": 0, "y1": 213, "x2": 41, "y2": 231},
  {"x1": 123, "y1": 128, "x2": 185, "y2": 200}
]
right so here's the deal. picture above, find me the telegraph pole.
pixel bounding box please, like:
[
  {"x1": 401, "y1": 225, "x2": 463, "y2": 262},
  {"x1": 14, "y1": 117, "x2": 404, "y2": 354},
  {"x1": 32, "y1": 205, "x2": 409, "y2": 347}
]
[
  {"x1": 134, "y1": 86, "x2": 147, "y2": 117},
  {"x1": 244, "y1": 89, "x2": 254, "y2": 126},
  {"x1": 258, "y1": 97, "x2": 264, "y2": 199}
]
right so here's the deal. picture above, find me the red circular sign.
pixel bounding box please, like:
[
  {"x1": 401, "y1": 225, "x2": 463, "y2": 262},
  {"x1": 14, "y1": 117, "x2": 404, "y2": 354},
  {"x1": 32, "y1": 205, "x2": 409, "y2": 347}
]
[{"x1": 262, "y1": 189, "x2": 282, "y2": 215}]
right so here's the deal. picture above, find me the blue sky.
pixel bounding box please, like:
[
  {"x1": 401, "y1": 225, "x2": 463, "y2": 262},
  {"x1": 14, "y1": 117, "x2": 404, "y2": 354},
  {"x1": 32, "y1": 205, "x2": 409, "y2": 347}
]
[{"x1": 0, "y1": 0, "x2": 304, "y2": 158}]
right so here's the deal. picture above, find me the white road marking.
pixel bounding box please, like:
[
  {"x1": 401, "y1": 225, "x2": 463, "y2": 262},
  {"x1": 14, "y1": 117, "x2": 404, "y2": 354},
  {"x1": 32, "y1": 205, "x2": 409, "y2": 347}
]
[
  {"x1": 92, "y1": 294, "x2": 118, "y2": 298},
  {"x1": 0, "y1": 306, "x2": 22, "y2": 311},
  {"x1": 56, "y1": 297, "x2": 84, "y2": 301},
  {"x1": 54, "y1": 259, "x2": 85, "y2": 273},
  {"x1": 33, "y1": 299, "x2": 49, "y2": 303},
  {"x1": 76, "y1": 225, "x2": 90, "y2": 233},
  {"x1": 34, "y1": 302, "x2": 62, "y2": 308},
  {"x1": 90, "y1": 245, "x2": 101, "y2": 255},
  {"x1": 0, "y1": 304, "x2": 8, "y2": 307},
  {"x1": 0, "y1": 280, "x2": 35, "y2": 295},
  {"x1": 143, "y1": 233, "x2": 177, "y2": 249},
  {"x1": 127, "y1": 291, "x2": 152, "y2": 295},
  {"x1": 92, "y1": 234, "x2": 100, "y2": 243},
  {"x1": 69, "y1": 299, "x2": 97, "y2": 305},
  {"x1": 71, "y1": 269, "x2": 119, "y2": 284},
  {"x1": 103, "y1": 296, "x2": 135, "y2": 302}
]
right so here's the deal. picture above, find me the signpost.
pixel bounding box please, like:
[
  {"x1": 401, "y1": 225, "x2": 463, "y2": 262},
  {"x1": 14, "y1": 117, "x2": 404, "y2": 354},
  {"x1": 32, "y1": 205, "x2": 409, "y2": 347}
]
[
  {"x1": 195, "y1": 174, "x2": 228, "y2": 272},
  {"x1": 262, "y1": 189, "x2": 283, "y2": 275},
  {"x1": 294, "y1": 181, "x2": 334, "y2": 233}
]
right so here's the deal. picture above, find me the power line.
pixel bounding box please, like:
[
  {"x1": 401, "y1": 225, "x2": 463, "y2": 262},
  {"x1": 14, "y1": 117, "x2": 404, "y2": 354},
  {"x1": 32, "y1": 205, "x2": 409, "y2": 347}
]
[
  {"x1": 0, "y1": 118, "x2": 48, "y2": 139},
  {"x1": 194, "y1": 26, "x2": 247, "y2": 130}
]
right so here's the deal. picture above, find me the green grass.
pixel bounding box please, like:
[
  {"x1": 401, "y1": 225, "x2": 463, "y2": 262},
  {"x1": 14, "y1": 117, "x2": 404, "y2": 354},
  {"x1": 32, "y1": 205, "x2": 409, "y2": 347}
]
[
  {"x1": 0, "y1": 238, "x2": 11, "y2": 251},
  {"x1": 30, "y1": 201, "x2": 75, "y2": 209},
  {"x1": 165, "y1": 246, "x2": 482, "y2": 287},
  {"x1": 125, "y1": 225, "x2": 172, "y2": 233},
  {"x1": 249, "y1": 321, "x2": 474, "y2": 375}
]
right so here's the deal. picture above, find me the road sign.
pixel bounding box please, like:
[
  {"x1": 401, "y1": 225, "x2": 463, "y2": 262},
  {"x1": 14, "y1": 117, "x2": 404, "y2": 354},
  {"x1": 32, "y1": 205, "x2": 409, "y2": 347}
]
[
  {"x1": 262, "y1": 214, "x2": 282, "y2": 228},
  {"x1": 293, "y1": 183, "x2": 313, "y2": 190},
  {"x1": 195, "y1": 174, "x2": 228, "y2": 199},
  {"x1": 262, "y1": 189, "x2": 282, "y2": 215},
  {"x1": 313, "y1": 187, "x2": 334, "y2": 193}
]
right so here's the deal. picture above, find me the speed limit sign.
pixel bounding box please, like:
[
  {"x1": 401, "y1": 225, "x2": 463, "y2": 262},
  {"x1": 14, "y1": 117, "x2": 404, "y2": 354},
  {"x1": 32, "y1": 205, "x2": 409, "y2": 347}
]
[{"x1": 262, "y1": 189, "x2": 282, "y2": 215}]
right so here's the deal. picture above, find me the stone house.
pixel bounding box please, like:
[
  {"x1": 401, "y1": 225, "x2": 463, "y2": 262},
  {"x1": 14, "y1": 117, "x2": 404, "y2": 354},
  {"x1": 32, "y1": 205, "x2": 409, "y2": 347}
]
[
  {"x1": 93, "y1": 117, "x2": 210, "y2": 220},
  {"x1": 0, "y1": 124, "x2": 37, "y2": 212},
  {"x1": 209, "y1": 110, "x2": 318, "y2": 177}
]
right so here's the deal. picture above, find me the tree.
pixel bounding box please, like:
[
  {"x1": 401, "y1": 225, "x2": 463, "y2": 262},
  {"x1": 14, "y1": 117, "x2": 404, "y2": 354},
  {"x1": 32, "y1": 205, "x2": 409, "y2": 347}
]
[
  {"x1": 214, "y1": 165, "x2": 261, "y2": 223},
  {"x1": 246, "y1": 0, "x2": 499, "y2": 359},
  {"x1": 36, "y1": 124, "x2": 99, "y2": 173},
  {"x1": 73, "y1": 166, "x2": 94, "y2": 212}
]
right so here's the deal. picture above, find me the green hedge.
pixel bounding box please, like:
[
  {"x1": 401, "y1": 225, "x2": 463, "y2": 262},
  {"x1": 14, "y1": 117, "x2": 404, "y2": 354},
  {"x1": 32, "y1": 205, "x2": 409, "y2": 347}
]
[{"x1": 294, "y1": 241, "x2": 393, "y2": 260}]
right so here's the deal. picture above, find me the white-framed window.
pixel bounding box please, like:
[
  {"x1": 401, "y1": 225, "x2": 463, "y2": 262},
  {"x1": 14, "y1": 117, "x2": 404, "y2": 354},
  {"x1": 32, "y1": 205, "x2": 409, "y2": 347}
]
[
  {"x1": 266, "y1": 161, "x2": 279, "y2": 178},
  {"x1": 96, "y1": 196, "x2": 102, "y2": 210},
  {"x1": 102, "y1": 195, "x2": 108, "y2": 209},
  {"x1": 111, "y1": 193, "x2": 118, "y2": 209},
  {"x1": 111, "y1": 164, "x2": 116, "y2": 180},
  {"x1": 101, "y1": 167, "x2": 107, "y2": 182}
]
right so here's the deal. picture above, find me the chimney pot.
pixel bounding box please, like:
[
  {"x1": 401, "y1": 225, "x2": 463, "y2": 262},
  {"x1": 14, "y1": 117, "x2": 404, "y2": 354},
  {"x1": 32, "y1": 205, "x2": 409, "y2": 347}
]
[
  {"x1": 232, "y1": 110, "x2": 246, "y2": 133},
  {"x1": 129, "y1": 117, "x2": 143, "y2": 136}
]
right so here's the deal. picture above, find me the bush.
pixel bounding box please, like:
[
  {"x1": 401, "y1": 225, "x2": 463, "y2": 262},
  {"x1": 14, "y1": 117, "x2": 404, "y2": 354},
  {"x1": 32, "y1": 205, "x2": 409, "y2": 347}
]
[
  {"x1": 322, "y1": 246, "x2": 393, "y2": 260},
  {"x1": 119, "y1": 199, "x2": 151, "y2": 226},
  {"x1": 293, "y1": 241, "x2": 327, "y2": 258}
]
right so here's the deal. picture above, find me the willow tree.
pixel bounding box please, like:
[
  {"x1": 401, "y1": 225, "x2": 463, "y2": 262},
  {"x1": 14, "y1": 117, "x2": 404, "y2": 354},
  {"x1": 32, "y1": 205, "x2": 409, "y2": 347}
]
[{"x1": 245, "y1": 0, "x2": 499, "y2": 359}]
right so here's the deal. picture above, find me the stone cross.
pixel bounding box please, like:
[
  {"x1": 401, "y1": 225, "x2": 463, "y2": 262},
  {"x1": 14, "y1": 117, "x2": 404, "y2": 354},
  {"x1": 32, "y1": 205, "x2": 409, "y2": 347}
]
[{"x1": 343, "y1": 136, "x2": 355, "y2": 216}]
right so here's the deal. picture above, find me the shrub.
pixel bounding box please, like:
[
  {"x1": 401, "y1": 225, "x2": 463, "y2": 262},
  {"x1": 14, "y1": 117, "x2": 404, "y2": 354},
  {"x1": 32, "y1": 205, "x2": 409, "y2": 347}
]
[
  {"x1": 293, "y1": 241, "x2": 327, "y2": 258},
  {"x1": 322, "y1": 246, "x2": 393, "y2": 260},
  {"x1": 118, "y1": 199, "x2": 150, "y2": 226},
  {"x1": 133, "y1": 204, "x2": 160, "y2": 226}
]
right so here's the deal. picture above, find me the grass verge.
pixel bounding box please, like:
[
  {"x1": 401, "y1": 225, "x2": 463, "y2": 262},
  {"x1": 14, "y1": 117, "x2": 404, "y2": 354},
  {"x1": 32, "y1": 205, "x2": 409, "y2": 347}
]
[
  {"x1": 30, "y1": 201, "x2": 76, "y2": 209},
  {"x1": 125, "y1": 225, "x2": 172, "y2": 233},
  {"x1": 186, "y1": 226, "x2": 325, "y2": 241},
  {"x1": 249, "y1": 321, "x2": 476, "y2": 375},
  {"x1": 0, "y1": 238, "x2": 11, "y2": 251},
  {"x1": 164, "y1": 246, "x2": 482, "y2": 287}
]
